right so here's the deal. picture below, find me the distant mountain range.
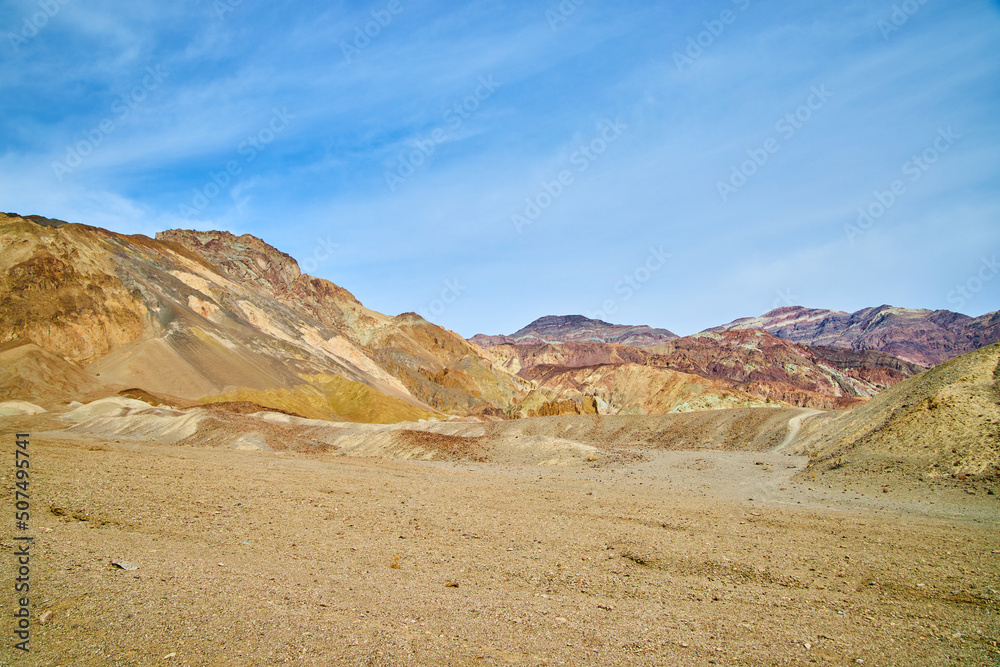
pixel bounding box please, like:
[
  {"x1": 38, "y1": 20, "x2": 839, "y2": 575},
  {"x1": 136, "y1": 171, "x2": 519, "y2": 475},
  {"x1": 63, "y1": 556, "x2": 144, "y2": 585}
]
[
  {"x1": 707, "y1": 305, "x2": 1000, "y2": 367},
  {"x1": 473, "y1": 306, "x2": 1000, "y2": 368}
]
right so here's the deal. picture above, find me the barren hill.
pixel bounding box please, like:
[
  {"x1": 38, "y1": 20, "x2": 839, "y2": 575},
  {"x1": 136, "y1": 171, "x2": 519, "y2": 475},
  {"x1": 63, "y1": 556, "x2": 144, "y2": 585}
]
[
  {"x1": 793, "y1": 341, "x2": 1000, "y2": 486},
  {"x1": 0, "y1": 214, "x2": 532, "y2": 421}
]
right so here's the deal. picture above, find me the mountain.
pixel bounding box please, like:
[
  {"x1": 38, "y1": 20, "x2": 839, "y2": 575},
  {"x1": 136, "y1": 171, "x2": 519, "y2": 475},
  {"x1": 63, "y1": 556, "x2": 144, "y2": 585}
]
[
  {"x1": 470, "y1": 314, "x2": 678, "y2": 348},
  {"x1": 708, "y1": 305, "x2": 1000, "y2": 367},
  {"x1": 484, "y1": 329, "x2": 924, "y2": 411},
  {"x1": 0, "y1": 213, "x2": 539, "y2": 421},
  {"x1": 793, "y1": 341, "x2": 1000, "y2": 485}
]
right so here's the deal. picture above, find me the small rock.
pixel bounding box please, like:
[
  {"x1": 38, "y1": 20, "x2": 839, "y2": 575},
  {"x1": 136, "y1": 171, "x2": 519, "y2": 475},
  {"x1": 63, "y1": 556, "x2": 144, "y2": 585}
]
[
  {"x1": 445, "y1": 581, "x2": 459, "y2": 588},
  {"x1": 163, "y1": 652, "x2": 177, "y2": 659},
  {"x1": 38, "y1": 610, "x2": 52, "y2": 625},
  {"x1": 111, "y1": 559, "x2": 139, "y2": 571}
]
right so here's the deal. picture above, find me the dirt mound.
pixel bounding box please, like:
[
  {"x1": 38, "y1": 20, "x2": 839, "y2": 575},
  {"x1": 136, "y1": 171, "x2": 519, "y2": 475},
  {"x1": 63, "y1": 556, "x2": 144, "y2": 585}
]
[
  {"x1": 64, "y1": 399, "x2": 337, "y2": 453},
  {"x1": 794, "y1": 342, "x2": 1000, "y2": 487},
  {"x1": 0, "y1": 400, "x2": 46, "y2": 416},
  {"x1": 61, "y1": 397, "x2": 156, "y2": 421},
  {"x1": 393, "y1": 430, "x2": 488, "y2": 461}
]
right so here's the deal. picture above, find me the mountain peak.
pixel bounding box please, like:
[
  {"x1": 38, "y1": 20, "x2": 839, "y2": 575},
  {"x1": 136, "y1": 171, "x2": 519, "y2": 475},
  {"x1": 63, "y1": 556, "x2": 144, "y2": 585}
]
[
  {"x1": 156, "y1": 229, "x2": 302, "y2": 298},
  {"x1": 472, "y1": 315, "x2": 678, "y2": 348}
]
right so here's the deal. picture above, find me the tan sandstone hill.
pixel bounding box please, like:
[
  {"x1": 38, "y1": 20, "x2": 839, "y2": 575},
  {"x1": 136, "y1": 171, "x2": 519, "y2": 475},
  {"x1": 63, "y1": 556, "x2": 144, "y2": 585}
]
[
  {"x1": 0, "y1": 214, "x2": 532, "y2": 421},
  {"x1": 793, "y1": 341, "x2": 1000, "y2": 485}
]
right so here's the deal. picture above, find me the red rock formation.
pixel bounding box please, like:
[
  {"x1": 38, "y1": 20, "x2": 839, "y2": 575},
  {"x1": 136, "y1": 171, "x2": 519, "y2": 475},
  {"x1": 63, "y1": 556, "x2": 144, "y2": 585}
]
[{"x1": 709, "y1": 305, "x2": 1000, "y2": 367}]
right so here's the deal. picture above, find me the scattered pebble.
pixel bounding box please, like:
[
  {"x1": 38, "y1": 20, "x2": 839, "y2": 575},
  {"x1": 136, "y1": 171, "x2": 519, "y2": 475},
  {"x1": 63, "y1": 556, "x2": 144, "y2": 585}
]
[{"x1": 111, "y1": 559, "x2": 139, "y2": 571}]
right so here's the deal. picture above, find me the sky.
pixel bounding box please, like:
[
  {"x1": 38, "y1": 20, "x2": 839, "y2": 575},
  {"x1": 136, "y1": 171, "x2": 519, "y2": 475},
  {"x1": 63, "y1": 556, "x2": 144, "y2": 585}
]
[{"x1": 1, "y1": 0, "x2": 998, "y2": 337}]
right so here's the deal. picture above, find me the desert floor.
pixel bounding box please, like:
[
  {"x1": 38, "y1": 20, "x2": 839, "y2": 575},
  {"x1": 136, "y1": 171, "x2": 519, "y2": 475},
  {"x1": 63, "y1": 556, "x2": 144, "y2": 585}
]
[{"x1": 2, "y1": 425, "x2": 998, "y2": 666}]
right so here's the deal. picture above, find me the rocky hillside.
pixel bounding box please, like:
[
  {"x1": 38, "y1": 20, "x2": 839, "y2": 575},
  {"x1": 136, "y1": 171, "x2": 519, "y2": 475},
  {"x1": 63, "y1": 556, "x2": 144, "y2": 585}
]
[
  {"x1": 793, "y1": 341, "x2": 1000, "y2": 486},
  {"x1": 484, "y1": 330, "x2": 924, "y2": 411},
  {"x1": 709, "y1": 305, "x2": 1000, "y2": 367},
  {"x1": 0, "y1": 214, "x2": 537, "y2": 421},
  {"x1": 471, "y1": 315, "x2": 678, "y2": 348}
]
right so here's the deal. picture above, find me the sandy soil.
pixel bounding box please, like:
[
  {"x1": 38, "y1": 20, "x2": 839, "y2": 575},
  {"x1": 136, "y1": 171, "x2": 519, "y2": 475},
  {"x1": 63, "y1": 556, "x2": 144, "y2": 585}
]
[{"x1": 2, "y1": 418, "x2": 998, "y2": 666}]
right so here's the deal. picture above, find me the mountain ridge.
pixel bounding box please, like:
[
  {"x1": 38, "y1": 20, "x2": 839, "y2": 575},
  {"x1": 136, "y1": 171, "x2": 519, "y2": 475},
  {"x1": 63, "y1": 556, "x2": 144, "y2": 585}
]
[
  {"x1": 476, "y1": 305, "x2": 1000, "y2": 368},
  {"x1": 708, "y1": 305, "x2": 1000, "y2": 367}
]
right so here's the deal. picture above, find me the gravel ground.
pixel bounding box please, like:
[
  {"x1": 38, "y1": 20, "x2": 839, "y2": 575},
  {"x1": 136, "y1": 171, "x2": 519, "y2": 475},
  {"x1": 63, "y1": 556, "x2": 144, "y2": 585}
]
[{"x1": 1, "y1": 430, "x2": 998, "y2": 666}]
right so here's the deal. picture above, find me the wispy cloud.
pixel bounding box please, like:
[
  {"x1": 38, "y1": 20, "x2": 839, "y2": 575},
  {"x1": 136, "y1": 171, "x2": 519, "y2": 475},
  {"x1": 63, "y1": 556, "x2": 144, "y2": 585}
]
[{"x1": 1, "y1": 0, "x2": 998, "y2": 335}]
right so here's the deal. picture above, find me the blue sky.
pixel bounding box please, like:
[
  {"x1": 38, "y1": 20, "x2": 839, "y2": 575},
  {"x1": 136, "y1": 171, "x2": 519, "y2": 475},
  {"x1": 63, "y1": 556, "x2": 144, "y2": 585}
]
[{"x1": 1, "y1": 0, "x2": 998, "y2": 337}]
